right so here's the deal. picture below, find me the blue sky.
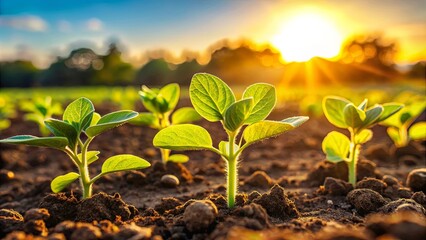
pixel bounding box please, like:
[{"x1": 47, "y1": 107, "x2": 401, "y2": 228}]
[{"x1": 0, "y1": 0, "x2": 425, "y2": 67}]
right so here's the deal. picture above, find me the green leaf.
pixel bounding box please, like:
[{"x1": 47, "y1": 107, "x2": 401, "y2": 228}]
[
  {"x1": 0, "y1": 135, "x2": 68, "y2": 150},
  {"x1": 90, "y1": 112, "x2": 101, "y2": 126},
  {"x1": 219, "y1": 141, "x2": 239, "y2": 157},
  {"x1": 159, "y1": 83, "x2": 180, "y2": 113},
  {"x1": 168, "y1": 154, "x2": 189, "y2": 163},
  {"x1": 101, "y1": 154, "x2": 151, "y2": 174},
  {"x1": 130, "y1": 112, "x2": 159, "y2": 128},
  {"x1": 358, "y1": 99, "x2": 368, "y2": 111},
  {"x1": 171, "y1": 107, "x2": 202, "y2": 125},
  {"x1": 153, "y1": 124, "x2": 213, "y2": 151},
  {"x1": 85, "y1": 110, "x2": 138, "y2": 137},
  {"x1": 409, "y1": 122, "x2": 426, "y2": 141},
  {"x1": 139, "y1": 86, "x2": 160, "y2": 113},
  {"x1": 376, "y1": 103, "x2": 404, "y2": 123},
  {"x1": 77, "y1": 151, "x2": 101, "y2": 164},
  {"x1": 190, "y1": 73, "x2": 235, "y2": 122},
  {"x1": 322, "y1": 131, "x2": 350, "y2": 163},
  {"x1": 224, "y1": 98, "x2": 253, "y2": 131},
  {"x1": 362, "y1": 105, "x2": 383, "y2": 128},
  {"x1": 51, "y1": 172, "x2": 80, "y2": 193},
  {"x1": 243, "y1": 116, "x2": 309, "y2": 145},
  {"x1": 63, "y1": 97, "x2": 94, "y2": 133},
  {"x1": 242, "y1": 83, "x2": 276, "y2": 124},
  {"x1": 343, "y1": 103, "x2": 366, "y2": 128},
  {"x1": 45, "y1": 118, "x2": 78, "y2": 149},
  {"x1": 355, "y1": 129, "x2": 373, "y2": 144},
  {"x1": 323, "y1": 96, "x2": 351, "y2": 128},
  {"x1": 387, "y1": 127, "x2": 401, "y2": 146}
]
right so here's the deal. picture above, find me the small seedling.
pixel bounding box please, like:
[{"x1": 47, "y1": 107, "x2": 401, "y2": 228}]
[
  {"x1": 21, "y1": 96, "x2": 63, "y2": 136},
  {"x1": 380, "y1": 101, "x2": 426, "y2": 147},
  {"x1": 0, "y1": 97, "x2": 150, "y2": 199},
  {"x1": 131, "y1": 83, "x2": 201, "y2": 163},
  {"x1": 0, "y1": 97, "x2": 16, "y2": 132},
  {"x1": 322, "y1": 96, "x2": 403, "y2": 186},
  {"x1": 153, "y1": 73, "x2": 308, "y2": 208}
]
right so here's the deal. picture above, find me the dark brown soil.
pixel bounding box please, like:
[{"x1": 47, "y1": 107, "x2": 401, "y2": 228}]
[{"x1": 1, "y1": 101, "x2": 425, "y2": 239}]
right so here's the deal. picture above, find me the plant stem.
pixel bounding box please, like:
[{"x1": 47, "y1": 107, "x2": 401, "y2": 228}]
[
  {"x1": 79, "y1": 138, "x2": 93, "y2": 199},
  {"x1": 348, "y1": 130, "x2": 360, "y2": 186},
  {"x1": 159, "y1": 113, "x2": 171, "y2": 163},
  {"x1": 160, "y1": 148, "x2": 170, "y2": 162},
  {"x1": 399, "y1": 126, "x2": 408, "y2": 147},
  {"x1": 226, "y1": 131, "x2": 238, "y2": 208}
]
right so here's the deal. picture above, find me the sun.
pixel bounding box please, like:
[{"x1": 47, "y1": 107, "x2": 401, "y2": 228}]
[{"x1": 271, "y1": 11, "x2": 343, "y2": 62}]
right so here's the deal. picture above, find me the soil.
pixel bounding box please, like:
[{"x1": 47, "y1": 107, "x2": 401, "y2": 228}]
[{"x1": 1, "y1": 101, "x2": 425, "y2": 239}]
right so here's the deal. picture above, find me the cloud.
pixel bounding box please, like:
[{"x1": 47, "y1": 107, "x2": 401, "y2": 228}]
[
  {"x1": 0, "y1": 15, "x2": 48, "y2": 32},
  {"x1": 58, "y1": 20, "x2": 71, "y2": 32},
  {"x1": 86, "y1": 18, "x2": 103, "y2": 31}
]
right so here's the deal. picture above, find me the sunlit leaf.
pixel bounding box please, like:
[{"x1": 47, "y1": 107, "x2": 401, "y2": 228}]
[
  {"x1": 153, "y1": 124, "x2": 213, "y2": 151},
  {"x1": 409, "y1": 121, "x2": 426, "y2": 141},
  {"x1": 242, "y1": 83, "x2": 276, "y2": 124},
  {"x1": 322, "y1": 131, "x2": 350, "y2": 163},
  {"x1": 45, "y1": 118, "x2": 78, "y2": 149},
  {"x1": 129, "y1": 112, "x2": 159, "y2": 128},
  {"x1": 355, "y1": 129, "x2": 373, "y2": 144},
  {"x1": 51, "y1": 172, "x2": 79, "y2": 193},
  {"x1": 358, "y1": 99, "x2": 368, "y2": 111},
  {"x1": 77, "y1": 151, "x2": 101, "y2": 164},
  {"x1": 0, "y1": 135, "x2": 68, "y2": 150},
  {"x1": 323, "y1": 96, "x2": 351, "y2": 128},
  {"x1": 159, "y1": 83, "x2": 180, "y2": 113},
  {"x1": 171, "y1": 107, "x2": 202, "y2": 124},
  {"x1": 219, "y1": 141, "x2": 239, "y2": 157},
  {"x1": 224, "y1": 98, "x2": 253, "y2": 131},
  {"x1": 361, "y1": 105, "x2": 383, "y2": 128},
  {"x1": 190, "y1": 73, "x2": 235, "y2": 122},
  {"x1": 85, "y1": 110, "x2": 138, "y2": 137},
  {"x1": 343, "y1": 103, "x2": 366, "y2": 128},
  {"x1": 376, "y1": 103, "x2": 404, "y2": 123},
  {"x1": 101, "y1": 154, "x2": 151, "y2": 174},
  {"x1": 168, "y1": 154, "x2": 189, "y2": 163},
  {"x1": 63, "y1": 97, "x2": 94, "y2": 132}
]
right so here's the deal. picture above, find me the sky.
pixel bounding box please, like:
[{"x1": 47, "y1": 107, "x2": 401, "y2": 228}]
[{"x1": 0, "y1": 0, "x2": 425, "y2": 68}]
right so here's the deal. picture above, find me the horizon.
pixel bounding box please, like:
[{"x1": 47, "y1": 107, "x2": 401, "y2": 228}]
[{"x1": 1, "y1": 0, "x2": 425, "y2": 68}]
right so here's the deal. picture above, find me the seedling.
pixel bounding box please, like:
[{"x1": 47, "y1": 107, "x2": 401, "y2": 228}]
[
  {"x1": 153, "y1": 73, "x2": 308, "y2": 208},
  {"x1": 0, "y1": 97, "x2": 16, "y2": 131},
  {"x1": 131, "y1": 83, "x2": 201, "y2": 163},
  {"x1": 0, "y1": 97, "x2": 150, "y2": 199},
  {"x1": 380, "y1": 101, "x2": 426, "y2": 147},
  {"x1": 322, "y1": 96, "x2": 403, "y2": 186},
  {"x1": 21, "y1": 96, "x2": 63, "y2": 136}
]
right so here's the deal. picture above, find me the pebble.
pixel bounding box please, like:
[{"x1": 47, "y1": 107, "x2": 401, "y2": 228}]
[
  {"x1": 161, "y1": 174, "x2": 180, "y2": 188},
  {"x1": 406, "y1": 168, "x2": 426, "y2": 193},
  {"x1": 347, "y1": 189, "x2": 388, "y2": 215},
  {"x1": 183, "y1": 200, "x2": 218, "y2": 232},
  {"x1": 244, "y1": 171, "x2": 272, "y2": 188}
]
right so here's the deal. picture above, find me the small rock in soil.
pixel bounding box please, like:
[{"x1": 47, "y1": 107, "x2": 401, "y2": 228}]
[
  {"x1": 253, "y1": 184, "x2": 300, "y2": 220},
  {"x1": 379, "y1": 198, "x2": 426, "y2": 215},
  {"x1": 160, "y1": 174, "x2": 180, "y2": 188},
  {"x1": 397, "y1": 187, "x2": 413, "y2": 198},
  {"x1": 39, "y1": 192, "x2": 79, "y2": 226},
  {"x1": 183, "y1": 200, "x2": 218, "y2": 233},
  {"x1": 243, "y1": 171, "x2": 273, "y2": 188},
  {"x1": 232, "y1": 203, "x2": 270, "y2": 227},
  {"x1": 356, "y1": 177, "x2": 387, "y2": 195},
  {"x1": 24, "y1": 219, "x2": 48, "y2": 236},
  {"x1": 114, "y1": 223, "x2": 152, "y2": 239},
  {"x1": 76, "y1": 192, "x2": 137, "y2": 222},
  {"x1": 323, "y1": 177, "x2": 353, "y2": 196},
  {"x1": 346, "y1": 189, "x2": 388, "y2": 215},
  {"x1": 406, "y1": 168, "x2": 426, "y2": 193},
  {"x1": 382, "y1": 175, "x2": 400, "y2": 186},
  {"x1": 154, "y1": 197, "x2": 182, "y2": 214},
  {"x1": 412, "y1": 191, "x2": 426, "y2": 209},
  {"x1": 0, "y1": 209, "x2": 24, "y2": 237},
  {"x1": 24, "y1": 208, "x2": 50, "y2": 222},
  {"x1": 0, "y1": 170, "x2": 14, "y2": 182},
  {"x1": 366, "y1": 212, "x2": 426, "y2": 240}
]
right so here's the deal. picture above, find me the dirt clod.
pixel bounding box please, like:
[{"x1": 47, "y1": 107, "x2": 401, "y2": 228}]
[
  {"x1": 233, "y1": 203, "x2": 270, "y2": 227},
  {"x1": 379, "y1": 198, "x2": 426, "y2": 215},
  {"x1": 24, "y1": 208, "x2": 50, "y2": 222},
  {"x1": 114, "y1": 223, "x2": 152, "y2": 239},
  {"x1": 24, "y1": 219, "x2": 48, "y2": 236},
  {"x1": 406, "y1": 168, "x2": 426, "y2": 193},
  {"x1": 39, "y1": 192, "x2": 78, "y2": 226},
  {"x1": 356, "y1": 177, "x2": 387, "y2": 195},
  {"x1": 243, "y1": 171, "x2": 273, "y2": 188},
  {"x1": 160, "y1": 174, "x2": 180, "y2": 188},
  {"x1": 183, "y1": 200, "x2": 218, "y2": 232},
  {"x1": 76, "y1": 192, "x2": 137, "y2": 222},
  {"x1": 154, "y1": 197, "x2": 183, "y2": 214},
  {"x1": 0, "y1": 209, "x2": 24, "y2": 237},
  {"x1": 253, "y1": 184, "x2": 300, "y2": 220},
  {"x1": 412, "y1": 191, "x2": 426, "y2": 208},
  {"x1": 382, "y1": 175, "x2": 400, "y2": 186},
  {"x1": 323, "y1": 177, "x2": 353, "y2": 196},
  {"x1": 346, "y1": 189, "x2": 388, "y2": 215}
]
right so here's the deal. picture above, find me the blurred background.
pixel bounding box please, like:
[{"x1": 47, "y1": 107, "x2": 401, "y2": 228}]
[{"x1": 0, "y1": 0, "x2": 424, "y2": 89}]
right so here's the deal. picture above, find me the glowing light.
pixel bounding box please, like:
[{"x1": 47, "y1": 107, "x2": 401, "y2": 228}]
[{"x1": 271, "y1": 11, "x2": 343, "y2": 62}]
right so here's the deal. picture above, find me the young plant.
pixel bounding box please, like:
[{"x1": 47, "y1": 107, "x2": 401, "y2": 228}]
[
  {"x1": 380, "y1": 101, "x2": 426, "y2": 147},
  {"x1": 322, "y1": 96, "x2": 403, "y2": 186},
  {"x1": 0, "y1": 97, "x2": 16, "y2": 132},
  {"x1": 21, "y1": 96, "x2": 63, "y2": 136},
  {"x1": 131, "y1": 83, "x2": 201, "y2": 163},
  {"x1": 0, "y1": 97, "x2": 150, "y2": 199},
  {"x1": 153, "y1": 73, "x2": 309, "y2": 208}
]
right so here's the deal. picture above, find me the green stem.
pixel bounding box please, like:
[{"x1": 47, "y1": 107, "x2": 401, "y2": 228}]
[
  {"x1": 399, "y1": 126, "x2": 408, "y2": 147},
  {"x1": 79, "y1": 138, "x2": 93, "y2": 199},
  {"x1": 160, "y1": 148, "x2": 170, "y2": 163},
  {"x1": 348, "y1": 130, "x2": 360, "y2": 186},
  {"x1": 226, "y1": 131, "x2": 238, "y2": 208},
  {"x1": 159, "y1": 113, "x2": 171, "y2": 163}
]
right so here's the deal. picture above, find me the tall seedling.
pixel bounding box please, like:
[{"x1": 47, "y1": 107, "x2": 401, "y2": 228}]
[
  {"x1": 153, "y1": 73, "x2": 308, "y2": 208},
  {"x1": 132, "y1": 83, "x2": 201, "y2": 163},
  {"x1": 322, "y1": 96, "x2": 403, "y2": 186},
  {"x1": 0, "y1": 97, "x2": 150, "y2": 199}
]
